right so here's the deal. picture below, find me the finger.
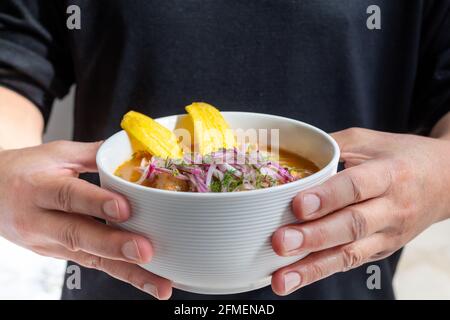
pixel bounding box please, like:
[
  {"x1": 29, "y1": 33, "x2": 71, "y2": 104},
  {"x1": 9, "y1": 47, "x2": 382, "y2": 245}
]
[
  {"x1": 47, "y1": 140, "x2": 102, "y2": 173},
  {"x1": 292, "y1": 160, "x2": 392, "y2": 221},
  {"x1": 331, "y1": 128, "x2": 388, "y2": 168},
  {"x1": 55, "y1": 249, "x2": 172, "y2": 300},
  {"x1": 37, "y1": 210, "x2": 153, "y2": 264},
  {"x1": 271, "y1": 232, "x2": 390, "y2": 296},
  {"x1": 34, "y1": 177, "x2": 130, "y2": 221},
  {"x1": 331, "y1": 128, "x2": 376, "y2": 154},
  {"x1": 273, "y1": 198, "x2": 395, "y2": 256}
]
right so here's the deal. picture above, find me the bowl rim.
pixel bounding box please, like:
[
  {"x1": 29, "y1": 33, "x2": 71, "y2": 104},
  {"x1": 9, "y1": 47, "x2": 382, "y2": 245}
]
[{"x1": 96, "y1": 111, "x2": 340, "y2": 198}]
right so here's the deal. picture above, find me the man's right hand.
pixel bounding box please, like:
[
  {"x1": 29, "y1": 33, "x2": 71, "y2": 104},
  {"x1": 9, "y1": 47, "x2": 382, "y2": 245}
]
[{"x1": 0, "y1": 141, "x2": 172, "y2": 299}]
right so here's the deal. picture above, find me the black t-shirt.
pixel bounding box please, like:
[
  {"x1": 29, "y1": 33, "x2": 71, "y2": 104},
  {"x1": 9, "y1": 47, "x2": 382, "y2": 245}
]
[{"x1": 1, "y1": 0, "x2": 450, "y2": 300}]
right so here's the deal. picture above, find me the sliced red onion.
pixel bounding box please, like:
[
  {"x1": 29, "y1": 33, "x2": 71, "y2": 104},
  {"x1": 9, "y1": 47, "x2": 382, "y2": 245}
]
[
  {"x1": 213, "y1": 169, "x2": 224, "y2": 181},
  {"x1": 135, "y1": 165, "x2": 151, "y2": 185},
  {"x1": 131, "y1": 148, "x2": 305, "y2": 192},
  {"x1": 154, "y1": 167, "x2": 173, "y2": 174},
  {"x1": 195, "y1": 175, "x2": 208, "y2": 193},
  {"x1": 206, "y1": 164, "x2": 216, "y2": 187},
  {"x1": 217, "y1": 163, "x2": 242, "y2": 177},
  {"x1": 259, "y1": 167, "x2": 283, "y2": 181},
  {"x1": 187, "y1": 174, "x2": 198, "y2": 190},
  {"x1": 146, "y1": 164, "x2": 156, "y2": 179},
  {"x1": 177, "y1": 166, "x2": 203, "y2": 175},
  {"x1": 269, "y1": 162, "x2": 295, "y2": 182},
  {"x1": 173, "y1": 173, "x2": 190, "y2": 181}
]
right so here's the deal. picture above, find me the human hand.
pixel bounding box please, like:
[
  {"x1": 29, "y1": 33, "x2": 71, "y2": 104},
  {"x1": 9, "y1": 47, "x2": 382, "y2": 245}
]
[
  {"x1": 271, "y1": 128, "x2": 450, "y2": 295},
  {"x1": 0, "y1": 141, "x2": 172, "y2": 299}
]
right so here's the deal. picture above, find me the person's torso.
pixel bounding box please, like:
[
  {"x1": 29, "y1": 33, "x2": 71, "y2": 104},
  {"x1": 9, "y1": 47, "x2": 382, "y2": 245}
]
[
  {"x1": 62, "y1": 0, "x2": 421, "y2": 299},
  {"x1": 66, "y1": 0, "x2": 423, "y2": 142}
]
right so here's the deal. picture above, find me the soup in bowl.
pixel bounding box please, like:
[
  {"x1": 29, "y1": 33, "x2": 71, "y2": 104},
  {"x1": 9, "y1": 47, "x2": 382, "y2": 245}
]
[{"x1": 96, "y1": 111, "x2": 339, "y2": 294}]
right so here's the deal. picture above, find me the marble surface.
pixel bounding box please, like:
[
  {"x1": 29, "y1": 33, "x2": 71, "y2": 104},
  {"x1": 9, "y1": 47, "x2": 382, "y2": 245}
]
[{"x1": 0, "y1": 220, "x2": 449, "y2": 299}]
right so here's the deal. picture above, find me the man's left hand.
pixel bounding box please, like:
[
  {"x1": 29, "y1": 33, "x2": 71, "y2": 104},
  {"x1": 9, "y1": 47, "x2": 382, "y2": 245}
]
[{"x1": 271, "y1": 127, "x2": 450, "y2": 295}]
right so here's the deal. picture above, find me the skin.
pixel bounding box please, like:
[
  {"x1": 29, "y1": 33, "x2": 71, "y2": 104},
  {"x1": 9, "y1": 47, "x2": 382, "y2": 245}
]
[
  {"x1": 0, "y1": 87, "x2": 172, "y2": 300},
  {"x1": 0, "y1": 86, "x2": 44, "y2": 149},
  {"x1": 271, "y1": 115, "x2": 450, "y2": 295},
  {"x1": 1, "y1": 86, "x2": 450, "y2": 299}
]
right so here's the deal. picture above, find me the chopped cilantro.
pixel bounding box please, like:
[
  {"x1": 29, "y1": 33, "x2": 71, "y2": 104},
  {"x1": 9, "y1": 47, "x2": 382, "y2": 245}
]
[{"x1": 210, "y1": 179, "x2": 222, "y2": 192}]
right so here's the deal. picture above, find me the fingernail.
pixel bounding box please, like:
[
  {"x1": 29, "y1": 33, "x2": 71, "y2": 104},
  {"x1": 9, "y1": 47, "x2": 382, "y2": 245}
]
[
  {"x1": 122, "y1": 240, "x2": 141, "y2": 262},
  {"x1": 143, "y1": 283, "x2": 158, "y2": 299},
  {"x1": 284, "y1": 272, "x2": 301, "y2": 293},
  {"x1": 283, "y1": 229, "x2": 303, "y2": 252},
  {"x1": 302, "y1": 194, "x2": 321, "y2": 216},
  {"x1": 103, "y1": 200, "x2": 120, "y2": 219}
]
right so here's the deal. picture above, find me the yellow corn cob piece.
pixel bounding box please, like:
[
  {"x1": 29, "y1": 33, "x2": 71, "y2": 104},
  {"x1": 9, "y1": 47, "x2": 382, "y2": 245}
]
[
  {"x1": 121, "y1": 111, "x2": 183, "y2": 159},
  {"x1": 185, "y1": 102, "x2": 236, "y2": 155}
]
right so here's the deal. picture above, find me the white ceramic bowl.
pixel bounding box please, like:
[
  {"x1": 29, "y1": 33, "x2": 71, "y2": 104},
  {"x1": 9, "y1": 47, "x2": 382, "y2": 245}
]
[{"x1": 96, "y1": 112, "x2": 340, "y2": 294}]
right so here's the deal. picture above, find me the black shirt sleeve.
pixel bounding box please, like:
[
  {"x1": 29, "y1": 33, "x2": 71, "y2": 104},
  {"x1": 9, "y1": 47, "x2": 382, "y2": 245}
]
[
  {"x1": 0, "y1": 0, "x2": 74, "y2": 124},
  {"x1": 410, "y1": 0, "x2": 450, "y2": 135}
]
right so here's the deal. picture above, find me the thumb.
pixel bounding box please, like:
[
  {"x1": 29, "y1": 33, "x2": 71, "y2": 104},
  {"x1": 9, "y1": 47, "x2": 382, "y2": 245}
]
[
  {"x1": 330, "y1": 128, "x2": 376, "y2": 166},
  {"x1": 48, "y1": 140, "x2": 103, "y2": 173},
  {"x1": 330, "y1": 127, "x2": 378, "y2": 153}
]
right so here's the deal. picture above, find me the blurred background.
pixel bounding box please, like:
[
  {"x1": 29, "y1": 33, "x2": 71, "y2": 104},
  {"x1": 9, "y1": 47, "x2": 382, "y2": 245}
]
[{"x1": 0, "y1": 89, "x2": 449, "y2": 299}]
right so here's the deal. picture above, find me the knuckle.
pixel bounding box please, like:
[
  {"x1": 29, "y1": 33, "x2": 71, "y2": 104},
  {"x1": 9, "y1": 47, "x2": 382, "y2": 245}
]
[
  {"x1": 390, "y1": 237, "x2": 405, "y2": 252},
  {"x1": 392, "y1": 210, "x2": 409, "y2": 235},
  {"x1": 59, "y1": 222, "x2": 80, "y2": 251},
  {"x1": 341, "y1": 245, "x2": 365, "y2": 271},
  {"x1": 343, "y1": 127, "x2": 363, "y2": 139},
  {"x1": 384, "y1": 233, "x2": 406, "y2": 251},
  {"x1": 390, "y1": 198, "x2": 417, "y2": 236},
  {"x1": 305, "y1": 262, "x2": 327, "y2": 282},
  {"x1": 390, "y1": 158, "x2": 412, "y2": 184},
  {"x1": 370, "y1": 237, "x2": 400, "y2": 261},
  {"x1": 348, "y1": 209, "x2": 368, "y2": 240},
  {"x1": 345, "y1": 173, "x2": 363, "y2": 203},
  {"x1": 83, "y1": 255, "x2": 104, "y2": 270},
  {"x1": 57, "y1": 182, "x2": 74, "y2": 212},
  {"x1": 399, "y1": 196, "x2": 418, "y2": 218}
]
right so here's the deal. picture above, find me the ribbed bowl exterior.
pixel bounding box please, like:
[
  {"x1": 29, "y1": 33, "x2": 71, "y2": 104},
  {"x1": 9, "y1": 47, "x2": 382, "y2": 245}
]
[{"x1": 97, "y1": 112, "x2": 339, "y2": 294}]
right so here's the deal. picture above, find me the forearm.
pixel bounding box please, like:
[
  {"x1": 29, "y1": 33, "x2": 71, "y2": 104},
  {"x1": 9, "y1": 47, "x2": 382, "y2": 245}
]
[
  {"x1": 430, "y1": 112, "x2": 450, "y2": 141},
  {"x1": 0, "y1": 86, "x2": 44, "y2": 150}
]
